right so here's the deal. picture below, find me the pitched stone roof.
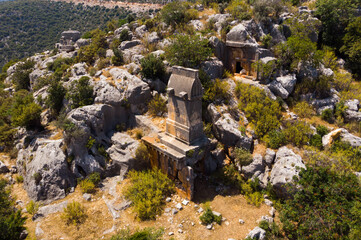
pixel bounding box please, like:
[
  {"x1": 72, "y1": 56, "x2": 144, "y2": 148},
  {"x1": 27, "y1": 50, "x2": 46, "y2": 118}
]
[{"x1": 168, "y1": 66, "x2": 203, "y2": 100}]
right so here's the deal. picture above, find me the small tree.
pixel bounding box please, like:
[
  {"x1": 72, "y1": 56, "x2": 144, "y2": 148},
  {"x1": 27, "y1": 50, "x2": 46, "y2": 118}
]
[
  {"x1": 233, "y1": 147, "x2": 253, "y2": 170},
  {"x1": 47, "y1": 81, "x2": 66, "y2": 115},
  {"x1": 165, "y1": 34, "x2": 212, "y2": 68},
  {"x1": 140, "y1": 54, "x2": 165, "y2": 80},
  {"x1": 148, "y1": 94, "x2": 167, "y2": 117},
  {"x1": 111, "y1": 48, "x2": 123, "y2": 66},
  {"x1": 66, "y1": 76, "x2": 94, "y2": 109},
  {"x1": 11, "y1": 90, "x2": 41, "y2": 129},
  {"x1": 62, "y1": 201, "x2": 87, "y2": 226}
]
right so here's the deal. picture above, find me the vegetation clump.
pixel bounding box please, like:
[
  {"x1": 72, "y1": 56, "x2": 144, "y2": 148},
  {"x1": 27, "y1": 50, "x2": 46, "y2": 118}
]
[
  {"x1": 199, "y1": 206, "x2": 222, "y2": 225},
  {"x1": 66, "y1": 76, "x2": 94, "y2": 109},
  {"x1": 62, "y1": 201, "x2": 87, "y2": 226},
  {"x1": 124, "y1": 169, "x2": 174, "y2": 220},
  {"x1": 110, "y1": 228, "x2": 163, "y2": 240}
]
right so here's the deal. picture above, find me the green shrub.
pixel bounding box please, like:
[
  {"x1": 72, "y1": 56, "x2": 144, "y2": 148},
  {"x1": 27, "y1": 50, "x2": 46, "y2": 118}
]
[
  {"x1": 12, "y1": 60, "x2": 35, "y2": 90},
  {"x1": 124, "y1": 169, "x2": 174, "y2": 220},
  {"x1": 140, "y1": 54, "x2": 165, "y2": 80},
  {"x1": 316, "y1": 125, "x2": 329, "y2": 137},
  {"x1": 226, "y1": 0, "x2": 251, "y2": 20},
  {"x1": 110, "y1": 227, "x2": 164, "y2": 240},
  {"x1": 66, "y1": 76, "x2": 94, "y2": 109},
  {"x1": 334, "y1": 71, "x2": 353, "y2": 92},
  {"x1": 111, "y1": 48, "x2": 124, "y2": 66},
  {"x1": 253, "y1": 0, "x2": 283, "y2": 23},
  {"x1": 79, "y1": 178, "x2": 96, "y2": 194},
  {"x1": 86, "y1": 136, "x2": 96, "y2": 150},
  {"x1": 87, "y1": 172, "x2": 101, "y2": 185},
  {"x1": 321, "y1": 108, "x2": 334, "y2": 123},
  {"x1": 46, "y1": 81, "x2": 67, "y2": 115},
  {"x1": 15, "y1": 175, "x2": 24, "y2": 183},
  {"x1": 315, "y1": 75, "x2": 332, "y2": 98},
  {"x1": 160, "y1": 2, "x2": 187, "y2": 27},
  {"x1": 203, "y1": 79, "x2": 230, "y2": 104},
  {"x1": 165, "y1": 34, "x2": 212, "y2": 68},
  {"x1": 283, "y1": 121, "x2": 312, "y2": 147},
  {"x1": 331, "y1": 140, "x2": 361, "y2": 172},
  {"x1": 77, "y1": 29, "x2": 107, "y2": 64},
  {"x1": 200, "y1": 206, "x2": 222, "y2": 225},
  {"x1": 280, "y1": 166, "x2": 361, "y2": 239},
  {"x1": 148, "y1": 94, "x2": 167, "y2": 117},
  {"x1": 62, "y1": 201, "x2": 87, "y2": 226},
  {"x1": 266, "y1": 130, "x2": 286, "y2": 149},
  {"x1": 0, "y1": 179, "x2": 26, "y2": 240},
  {"x1": 236, "y1": 83, "x2": 282, "y2": 137},
  {"x1": 134, "y1": 143, "x2": 150, "y2": 167},
  {"x1": 293, "y1": 101, "x2": 315, "y2": 118},
  {"x1": 310, "y1": 134, "x2": 323, "y2": 149},
  {"x1": 245, "y1": 191, "x2": 264, "y2": 207},
  {"x1": 26, "y1": 200, "x2": 39, "y2": 217},
  {"x1": 233, "y1": 147, "x2": 253, "y2": 170}
]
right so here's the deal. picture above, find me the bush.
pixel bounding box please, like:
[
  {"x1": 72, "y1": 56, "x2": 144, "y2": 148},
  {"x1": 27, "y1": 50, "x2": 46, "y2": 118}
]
[
  {"x1": 124, "y1": 169, "x2": 174, "y2": 220},
  {"x1": 26, "y1": 200, "x2": 39, "y2": 217},
  {"x1": 203, "y1": 79, "x2": 230, "y2": 104},
  {"x1": 160, "y1": 2, "x2": 187, "y2": 27},
  {"x1": 77, "y1": 29, "x2": 107, "y2": 64},
  {"x1": 10, "y1": 90, "x2": 42, "y2": 129},
  {"x1": 280, "y1": 166, "x2": 361, "y2": 239},
  {"x1": 283, "y1": 121, "x2": 312, "y2": 147},
  {"x1": 236, "y1": 83, "x2": 282, "y2": 137},
  {"x1": 148, "y1": 94, "x2": 167, "y2": 117},
  {"x1": 62, "y1": 201, "x2": 87, "y2": 226},
  {"x1": 12, "y1": 60, "x2": 35, "y2": 90},
  {"x1": 233, "y1": 147, "x2": 252, "y2": 170},
  {"x1": 316, "y1": 125, "x2": 329, "y2": 137},
  {"x1": 331, "y1": 140, "x2": 361, "y2": 172},
  {"x1": 199, "y1": 206, "x2": 222, "y2": 225},
  {"x1": 315, "y1": 75, "x2": 332, "y2": 98},
  {"x1": 321, "y1": 108, "x2": 334, "y2": 123},
  {"x1": 66, "y1": 76, "x2": 94, "y2": 109},
  {"x1": 134, "y1": 143, "x2": 150, "y2": 167},
  {"x1": 140, "y1": 54, "x2": 165, "y2": 80},
  {"x1": 266, "y1": 130, "x2": 286, "y2": 149},
  {"x1": 253, "y1": 0, "x2": 284, "y2": 23},
  {"x1": 46, "y1": 81, "x2": 66, "y2": 115},
  {"x1": 110, "y1": 228, "x2": 163, "y2": 240},
  {"x1": 226, "y1": 0, "x2": 251, "y2": 21},
  {"x1": 334, "y1": 71, "x2": 353, "y2": 91},
  {"x1": 293, "y1": 101, "x2": 315, "y2": 118},
  {"x1": 79, "y1": 178, "x2": 96, "y2": 194},
  {"x1": 165, "y1": 34, "x2": 212, "y2": 68},
  {"x1": 0, "y1": 179, "x2": 26, "y2": 240},
  {"x1": 15, "y1": 175, "x2": 24, "y2": 183},
  {"x1": 310, "y1": 134, "x2": 323, "y2": 149},
  {"x1": 245, "y1": 191, "x2": 264, "y2": 207},
  {"x1": 111, "y1": 48, "x2": 124, "y2": 66}
]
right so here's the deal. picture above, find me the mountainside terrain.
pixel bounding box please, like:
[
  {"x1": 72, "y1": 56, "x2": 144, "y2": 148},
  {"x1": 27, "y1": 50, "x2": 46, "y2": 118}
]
[
  {"x1": 0, "y1": 0, "x2": 132, "y2": 69},
  {"x1": 0, "y1": 0, "x2": 361, "y2": 239}
]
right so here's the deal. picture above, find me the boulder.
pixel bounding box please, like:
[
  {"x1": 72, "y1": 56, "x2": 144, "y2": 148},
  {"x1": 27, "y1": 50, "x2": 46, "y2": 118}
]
[
  {"x1": 29, "y1": 69, "x2": 49, "y2": 90},
  {"x1": 189, "y1": 20, "x2": 204, "y2": 31},
  {"x1": 270, "y1": 24, "x2": 286, "y2": 45},
  {"x1": 122, "y1": 45, "x2": 145, "y2": 63},
  {"x1": 345, "y1": 99, "x2": 359, "y2": 112},
  {"x1": 71, "y1": 63, "x2": 88, "y2": 76},
  {"x1": 150, "y1": 50, "x2": 165, "y2": 58},
  {"x1": 276, "y1": 74, "x2": 297, "y2": 94},
  {"x1": 247, "y1": 227, "x2": 266, "y2": 240},
  {"x1": 106, "y1": 132, "x2": 140, "y2": 178},
  {"x1": 120, "y1": 40, "x2": 142, "y2": 50},
  {"x1": 16, "y1": 139, "x2": 75, "y2": 203},
  {"x1": 209, "y1": 36, "x2": 226, "y2": 59},
  {"x1": 147, "y1": 32, "x2": 160, "y2": 44},
  {"x1": 0, "y1": 160, "x2": 9, "y2": 174},
  {"x1": 242, "y1": 154, "x2": 265, "y2": 179},
  {"x1": 208, "y1": 14, "x2": 231, "y2": 33},
  {"x1": 201, "y1": 57, "x2": 224, "y2": 79},
  {"x1": 106, "y1": 49, "x2": 114, "y2": 58},
  {"x1": 208, "y1": 104, "x2": 253, "y2": 150},
  {"x1": 94, "y1": 80, "x2": 123, "y2": 106},
  {"x1": 322, "y1": 128, "x2": 361, "y2": 148},
  {"x1": 109, "y1": 68, "x2": 151, "y2": 114},
  {"x1": 226, "y1": 23, "x2": 258, "y2": 45},
  {"x1": 344, "y1": 99, "x2": 361, "y2": 122},
  {"x1": 241, "y1": 19, "x2": 264, "y2": 41},
  {"x1": 268, "y1": 81, "x2": 289, "y2": 99},
  {"x1": 270, "y1": 147, "x2": 306, "y2": 198},
  {"x1": 311, "y1": 97, "x2": 339, "y2": 115},
  {"x1": 75, "y1": 38, "x2": 91, "y2": 48},
  {"x1": 124, "y1": 62, "x2": 141, "y2": 74},
  {"x1": 114, "y1": 25, "x2": 130, "y2": 36},
  {"x1": 264, "y1": 148, "x2": 276, "y2": 167},
  {"x1": 135, "y1": 25, "x2": 148, "y2": 38},
  {"x1": 297, "y1": 61, "x2": 319, "y2": 80}
]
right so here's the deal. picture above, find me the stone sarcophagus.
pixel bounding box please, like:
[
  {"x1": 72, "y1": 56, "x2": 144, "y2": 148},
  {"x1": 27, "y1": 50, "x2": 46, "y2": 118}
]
[
  {"x1": 166, "y1": 66, "x2": 204, "y2": 144},
  {"x1": 143, "y1": 66, "x2": 209, "y2": 200}
]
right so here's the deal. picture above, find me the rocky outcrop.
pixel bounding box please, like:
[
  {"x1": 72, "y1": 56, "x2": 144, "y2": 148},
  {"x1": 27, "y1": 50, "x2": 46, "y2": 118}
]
[
  {"x1": 242, "y1": 154, "x2": 265, "y2": 179},
  {"x1": 268, "y1": 74, "x2": 296, "y2": 99},
  {"x1": 135, "y1": 25, "x2": 147, "y2": 38},
  {"x1": 146, "y1": 32, "x2": 160, "y2": 44},
  {"x1": 270, "y1": 147, "x2": 306, "y2": 198},
  {"x1": 201, "y1": 57, "x2": 224, "y2": 79},
  {"x1": 247, "y1": 226, "x2": 266, "y2": 240},
  {"x1": 0, "y1": 160, "x2": 9, "y2": 174},
  {"x1": 226, "y1": 23, "x2": 258, "y2": 45},
  {"x1": 344, "y1": 99, "x2": 361, "y2": 122},
  {"x1": 322, "y1": 128, "x2": 361, "y2": 148},
  {"x1": 29, "y1": 69, "x2": 50, "y2": 90},
  {"x1": 17, "y1": 139, "x2": 75, "y2": 203},
  {"x1": 106, "y1": 132, "x2": 139, "y2": 178},
  {"x1": 207, "y1": 104, "x2": 253, "y2": 150},
  {"x1": 120, "y1": 40, "x2": 142, "y2": 50}
]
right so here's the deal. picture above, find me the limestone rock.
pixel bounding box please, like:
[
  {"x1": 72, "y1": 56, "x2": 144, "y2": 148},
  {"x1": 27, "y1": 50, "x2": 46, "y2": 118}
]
[
  {"x1": 16, "y1": 139, "x2": 75, "y2": 203},
  {"x1": 276, "y1": 74, "x2": 297, "y2": 94},
  {"x1": 268, "y1": 80, "x2": 289, "y2": 99},
  {"x1": 135, "y1": 25, "x2": 147, "y2": 38},
  {"x1": 124, "y1": 62, "x2": 141, "y2": 74},
  {"x1": 241, "y1": 19, "x2": 264, "y2": 41},
  {"x1": 147, "y1": 32, "x2": 160, "y2": 44},
  {"x1": 109, "y1": 68, "x2": 151, "y2": 114},
  {"x1": 226, "y1": 23, "x2": 257, "y2": 45},
  {"x1": 322, "y1": 128, "x2": 361, "y2": 148},
  {"x1": 242, "y1": 154, "x2": 265, "y2": 179},
  {"x1": 270, "y1": 147, "x2": 306, "y2": 198},
  {"x1": 270, "y1": 24, "x2": 286, "y2": 45},
  {"x1": 0, "y1": 160, "x2": 9, "y2": 174},
  {"x1": 120, "y1": 40, "x2": 142, "y2": 50},
  {"x1": 344, "y1": 99, "x2": 361, "y2": 122},
  {"x1": 71, "y1": 63, "x2": 88, "y2": 76},
  {"x1": 150, "y1": 50, "x2": 165, "y2": 58},
  {"x1": 190, "y1": 20, "x2": 204, "y2": 31},
  {"x1": 29, "y1": 69, "x2": 49, "y2": 90},
  {"x1": 94, "y1": 80, "x2": 123, "y2": 106},
  {"x1": 345, "y1": 99, "x2": 359, "y2": 112},
  {"x1": 247, "y1": 226, "x2": 266, "y2": 240},
  {"x1": 201, "y1": 57, "x2": 224, "y2": 80},
  {"x1": 106, "y1": 132, "x2": 140, "y2": 177},
  {"x1": 209, "y1": 36, "x2": 225, "y2": 59},
  {"x1": 264, "y1": 148, "x2": 276, "y2": 167},
  {"x1": 75, "y1": 38, "x2": 90, "y2": 48}
]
